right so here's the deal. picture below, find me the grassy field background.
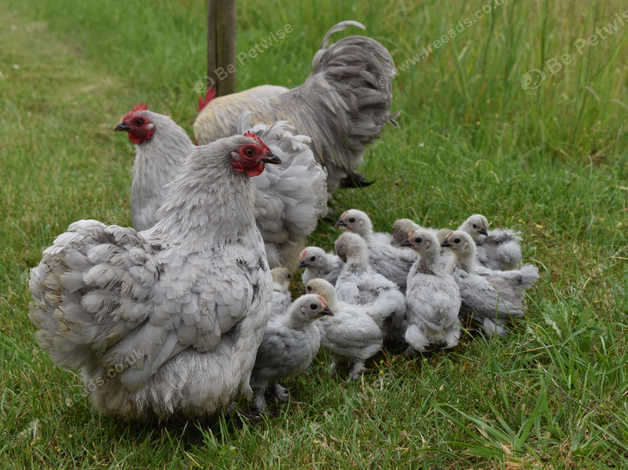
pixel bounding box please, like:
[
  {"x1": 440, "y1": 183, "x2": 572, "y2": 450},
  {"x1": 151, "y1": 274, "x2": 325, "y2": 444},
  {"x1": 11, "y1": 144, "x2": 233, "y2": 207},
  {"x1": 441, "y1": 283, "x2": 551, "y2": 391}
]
[{"x1": 0, "y1": 0, "x2": 626, "y2": 468}]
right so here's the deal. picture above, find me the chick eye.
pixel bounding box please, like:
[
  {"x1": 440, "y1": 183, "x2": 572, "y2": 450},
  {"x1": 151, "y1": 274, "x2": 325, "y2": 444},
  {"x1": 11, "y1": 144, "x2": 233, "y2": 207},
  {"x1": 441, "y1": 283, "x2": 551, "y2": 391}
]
[
  {"x1": 348, "y1": 218, "x2": 356, "y2": 223},
  {"x1": 310, "y1": 304, "x2": 318, "y2": 310},
  {"x1": 310, "y1": 256, "x2": 316, "y2": 261},
  {"x1": 454, "y1": 238, "x2": 460, "y2": 243},
  {"x1": 415, "y1": 237, "x2": 422, "y2": 243},
  {"x1": 472, "y1": 224, "x2": 477, "y2": 229},
  {"x1": 244, "y1": 147, "x2": 255, "y2": 157},
  {"x1": 306, "y1": 286, "x2": 312, "y2": 292}
]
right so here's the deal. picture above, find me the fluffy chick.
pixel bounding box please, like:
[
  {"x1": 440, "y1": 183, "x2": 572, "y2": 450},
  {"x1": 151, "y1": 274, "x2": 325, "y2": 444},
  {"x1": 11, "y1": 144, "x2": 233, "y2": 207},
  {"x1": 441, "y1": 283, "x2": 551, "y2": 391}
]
[
  {"x1": 391, "y1": 219, "x2": 420, "y2": 247},
  {"x1": 402, "y1": 229, "x2": 462, "y2": 352},
  {"x1": 392, "y1": 219, "x2": 456, "y2": 272},
  {"x1": 306, "y1": 278, "x2": 384, "y2": 380},
  {"x1": 334, "y1": 232, "x2": 407, "y2": 344},
  {"x1": 298, "y1": 246, "x2": 344, "y2": 286},
  {"x1": 458, "y1": 214, "x2": 522, "y2": 270},
  {"x1": 270, "y1": 267, "x2": 292, "y2": 318},
  {"x1": 250, "y1": 294, "x2": 332, "y2": 412},
  {"x1": 337, "y1": 209, "x2": 417, "y2": 291},
  {"x1": 442, "y1": 230, "x2": 539, "y2": 336}
]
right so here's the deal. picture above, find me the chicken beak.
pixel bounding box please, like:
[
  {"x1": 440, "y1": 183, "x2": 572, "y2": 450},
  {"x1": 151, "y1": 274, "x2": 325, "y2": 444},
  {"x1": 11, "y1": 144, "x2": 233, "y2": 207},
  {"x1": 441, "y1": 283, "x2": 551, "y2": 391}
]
[
  {"x1": 261, "y1": 152, "x2": 281, "y2": 164},
  {"x1": 479, "y1": 228, "x2": 488, "y2": 236},
  {"x1": 298, "y1": 260, "x2": 307, "y2": 268},
  {"x1": 320, "y1": 306, "x2": 334, "y2": 316},
  {"x1": 114, "y1": 121, "x2": 130, "y2": 132}
]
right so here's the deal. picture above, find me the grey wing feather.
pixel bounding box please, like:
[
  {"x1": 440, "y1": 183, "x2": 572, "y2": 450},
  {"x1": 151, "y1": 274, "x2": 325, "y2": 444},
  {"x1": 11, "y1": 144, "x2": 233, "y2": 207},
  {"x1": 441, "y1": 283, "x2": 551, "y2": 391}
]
[
  {"x1": 252, "y1": 326, "x2": 317, "y2": 384},
  {"x1": 318, "y1": 311, "x2": 383, "y2": 361},
  {"x1": 29, "y1": 220, "x2": 158, "y2": 372},
  {"x1": 455, "y1": 264, "x2": 538, "y2": 319},
  {"x1": 481, "y1": 229, "x2": 523, "y2": 270}
]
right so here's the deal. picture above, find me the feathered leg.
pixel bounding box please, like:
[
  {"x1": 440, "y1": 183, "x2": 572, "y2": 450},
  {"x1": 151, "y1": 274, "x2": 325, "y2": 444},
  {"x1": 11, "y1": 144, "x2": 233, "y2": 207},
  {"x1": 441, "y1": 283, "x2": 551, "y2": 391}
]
[
  {"x1": 404, "y1": 324, "x2": 430, "y2": 353},
  {"x1": 481, "y1": 318, "x2": 507, "y2": 337},
  {"x1": 348, "y1": 361, "x2": 367, "y2": 381},
  {"x1": 273, "y1": 384, "x2": 289, "y2": 403},
  {"x1": 339, "y1": 172, "x2": 375, "y2": 189}
]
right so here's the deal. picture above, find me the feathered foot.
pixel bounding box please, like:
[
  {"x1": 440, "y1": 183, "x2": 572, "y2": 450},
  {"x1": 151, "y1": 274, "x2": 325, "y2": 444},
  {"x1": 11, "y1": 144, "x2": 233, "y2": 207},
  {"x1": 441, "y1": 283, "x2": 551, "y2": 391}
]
[
  {"x1": 481, "y1": 318, "x2": 507, "y2": 337},
  {"x1": 443, "y1": 325, "x2": 461, "y2": 349},
  {"x1": 404, "y1": 325, "x2": 430, "y2": 353},
  {"x1": 253, "y1": 394, "x2": 268, "y2": 413},
  {"x1": 329, "y1": 359, "x2": 338, "y2": 377},
  {"x1": 273, "y1": 384, "x2": 290, "y2": 403},
  {"x1": 339, "y1": 172, "x2": 375, "y2": 189},
  {"x1": 347, "y1": 361, "x2": 367, "y2": 381}
]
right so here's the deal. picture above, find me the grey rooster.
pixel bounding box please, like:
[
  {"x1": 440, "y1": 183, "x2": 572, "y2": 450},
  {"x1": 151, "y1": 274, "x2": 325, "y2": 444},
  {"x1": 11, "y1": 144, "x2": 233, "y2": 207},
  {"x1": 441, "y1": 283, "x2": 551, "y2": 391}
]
[
  {"x1": 193, "y1": 20, "x2": 396, "y2": 194},
  {"x1": 29, "y1": 134, "x2": 279, "y2": 420}
]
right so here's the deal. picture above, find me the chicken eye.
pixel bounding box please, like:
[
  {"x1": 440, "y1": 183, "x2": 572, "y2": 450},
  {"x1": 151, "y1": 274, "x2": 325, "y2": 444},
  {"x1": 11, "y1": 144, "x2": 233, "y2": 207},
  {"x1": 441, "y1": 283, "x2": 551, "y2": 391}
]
[
  {"x1": 348, "y1": 217, "x2": 356, "y2": 223},
  {"x1": 310, "y1": 256, "x2": 316, "y2": 261},
  {"x1": 133, "y1": 118, "x2": 144, "y2": 126},
  {"x1": 244, "y1": 147, "x2": 255, "y2": 157},
  {"x1": 310, "y1": 304, "x2": 318, "y2": 310},
  {"x1": 454, "y1": 238, "x2": 460, "y2": 243}
]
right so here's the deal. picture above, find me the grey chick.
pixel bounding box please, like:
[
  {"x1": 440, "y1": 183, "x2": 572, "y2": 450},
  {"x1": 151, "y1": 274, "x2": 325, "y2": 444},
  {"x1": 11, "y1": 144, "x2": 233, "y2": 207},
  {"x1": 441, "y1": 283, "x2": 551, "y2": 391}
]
[
  {"x1": 442, "y1": 230, "x2": 539, "y2": 336},
  {"x1": 270, "y1": 267, "x2": 292, "y2": 318},
  {"x1": 298, "y1": 246, "x2": 344, "y2": 286},
  {"x1": 337, "y1": 209, "x2": 417, "y2": 291},
  {"x1": 402, "y1": 229, "x2": 462, "y2": 352},
  {"x1": 392, "y1": 218, "x2": 455, "y2": 272},
  {"x1": 391, "y1": 218, "x2": 420, "y2": 247},
  {"x1": 305, "y1": 278, "x2": 384, "y2": 380},
  {"x1": 334, "y1": 232, "x2": 407, "y2": 344},
  {"x1": 458, "y1": 214, "x2": 523, "y2": 270},
  {"x1": 250, "y1": 294, "x2": 332, "y2": 412}
]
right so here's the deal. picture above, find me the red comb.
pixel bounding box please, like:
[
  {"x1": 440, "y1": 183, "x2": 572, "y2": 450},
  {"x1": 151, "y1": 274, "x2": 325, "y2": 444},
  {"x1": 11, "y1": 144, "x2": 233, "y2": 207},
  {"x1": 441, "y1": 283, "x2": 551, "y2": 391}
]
[
  {"x1": 243, "y1": 131, "x2": 271, "y2": 154},
  {"x1": 197, "y1": 88, "x2": 216, "y2": 114},
  {"x1": 123, "y1": 103, "x2": 148, "y2": 121}
]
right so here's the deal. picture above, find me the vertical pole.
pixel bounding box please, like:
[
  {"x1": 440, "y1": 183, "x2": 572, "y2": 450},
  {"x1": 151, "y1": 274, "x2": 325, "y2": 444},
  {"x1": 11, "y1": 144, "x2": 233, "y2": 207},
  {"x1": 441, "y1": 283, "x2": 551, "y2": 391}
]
[{"x1": 207, "y1": 0, "x2": 236, "y2": 97}]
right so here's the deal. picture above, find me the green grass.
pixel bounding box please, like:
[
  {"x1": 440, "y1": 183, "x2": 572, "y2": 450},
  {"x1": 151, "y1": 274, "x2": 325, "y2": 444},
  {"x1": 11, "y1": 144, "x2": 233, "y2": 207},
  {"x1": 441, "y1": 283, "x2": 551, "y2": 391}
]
[{"x1": 0, "y1": 0, "x2": 626, "y2": 468}]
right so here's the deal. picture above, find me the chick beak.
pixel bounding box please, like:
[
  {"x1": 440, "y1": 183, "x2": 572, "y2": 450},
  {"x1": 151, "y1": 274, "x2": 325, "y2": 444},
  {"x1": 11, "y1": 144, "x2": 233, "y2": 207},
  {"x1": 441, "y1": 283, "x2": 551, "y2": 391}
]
[
  {"x1": 338, "y1": 253, "x2": 347, "y2": 263},
  {"x1": 298, "y1": 260, "x2": 307, "y2": 269},
  {"x1": 479, "y1": 228, "x2": 488, "y2": 236},
  {"x1": 261, "y1": 152, "x2": 281, "y2": 164},
  {"x1": 320, "y1": 306, "x2": 334, "y2": 316},
  {"x1": 400, "y1": 239, "x2": 412, "y2": 247},
  {"x1": 114, "y1": 121, "x2": 130, "y2": 132},
  {"x1": 335, "y1": 219, "x2": 346, "y2": 228},
  {"x1": 441, "y1": 240, "x2": 451, "y2": 247}
]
